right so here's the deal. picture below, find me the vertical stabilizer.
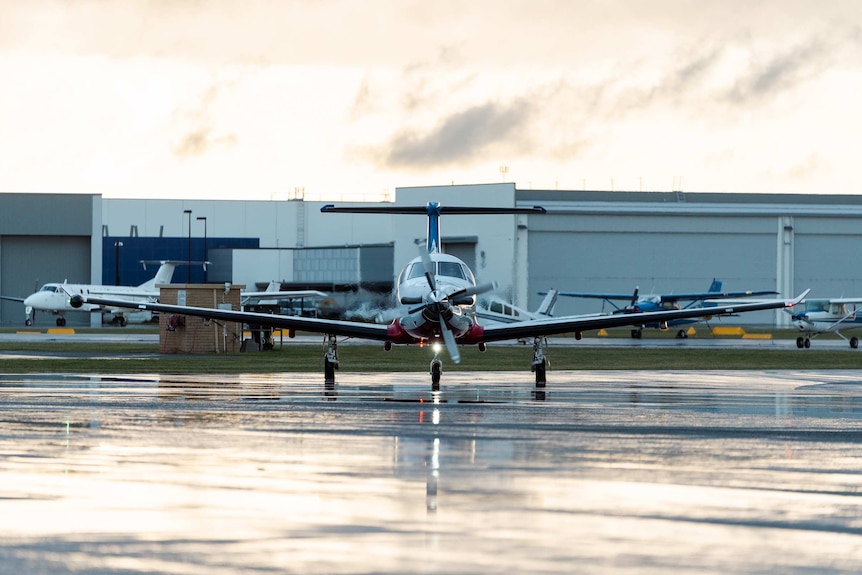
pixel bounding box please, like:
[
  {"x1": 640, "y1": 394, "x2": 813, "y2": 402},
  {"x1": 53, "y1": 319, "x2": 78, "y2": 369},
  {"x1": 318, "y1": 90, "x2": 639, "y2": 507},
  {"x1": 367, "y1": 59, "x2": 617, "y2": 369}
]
[
  {"x1": 536, "y1": 288, "x2": 558, "y2": 317},
  {"x1": 138, "y1": 262, "x2": 177, "y2": 290}
]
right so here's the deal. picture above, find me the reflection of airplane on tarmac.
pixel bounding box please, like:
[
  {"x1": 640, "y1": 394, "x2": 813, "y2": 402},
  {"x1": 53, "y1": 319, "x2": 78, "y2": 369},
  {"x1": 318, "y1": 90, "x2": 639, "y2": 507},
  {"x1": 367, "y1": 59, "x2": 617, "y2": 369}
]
[
  {"x1": 1, "y1": 260, "x2": 185, "y2": 327},
  {"x1": 70, "y1": 202, "x2": 807, "y2": 391},
  {"x1": 550, "y1": 279, "x2": 778, "y2": 339},
  {"x1": 788, "y1": 297, "x2": 862, "y2": 349}
]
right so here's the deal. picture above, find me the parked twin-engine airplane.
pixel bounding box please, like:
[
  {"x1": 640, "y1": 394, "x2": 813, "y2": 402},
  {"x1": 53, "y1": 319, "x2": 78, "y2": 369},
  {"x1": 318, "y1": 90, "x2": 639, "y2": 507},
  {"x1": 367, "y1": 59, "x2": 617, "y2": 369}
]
[
  {"x1": 1, "y1": 260, "x2": 183, "y2": 327},
  {"x1": 549, "y1": 279, "x2": 779, "y2": 339},
  {"x1": 70, "y1": 202, "x2": 808, "y2": 390},
  {"x1": 788, "y1": 297, "x2": 862, "y2": 348}
]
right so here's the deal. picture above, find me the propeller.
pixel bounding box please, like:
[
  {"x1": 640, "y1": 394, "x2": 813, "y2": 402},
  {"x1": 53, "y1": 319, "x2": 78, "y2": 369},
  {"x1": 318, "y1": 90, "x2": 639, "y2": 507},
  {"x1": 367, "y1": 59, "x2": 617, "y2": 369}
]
[{"x1": 408, "y1": 241, "x2": 496, "y2": 363}]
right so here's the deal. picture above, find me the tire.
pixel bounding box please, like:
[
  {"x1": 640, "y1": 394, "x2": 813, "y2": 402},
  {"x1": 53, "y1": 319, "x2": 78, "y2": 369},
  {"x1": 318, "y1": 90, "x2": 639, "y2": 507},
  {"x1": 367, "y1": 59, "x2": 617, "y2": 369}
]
[
  {"x1": 796, "y1": 337, "x2": 804, "y2": 349},
  {"x1": 804, "y1": 338, "x2": 811, "y2": 349},
  {"x1": 431, "y1": 362, "x2": 441, "y2": 391},
  {"x1": 535, "y1": 359, "x2": 547, "y2": 388},
  {"x1": 851, "y1": 337, "x2": 859, "y2": 349}
]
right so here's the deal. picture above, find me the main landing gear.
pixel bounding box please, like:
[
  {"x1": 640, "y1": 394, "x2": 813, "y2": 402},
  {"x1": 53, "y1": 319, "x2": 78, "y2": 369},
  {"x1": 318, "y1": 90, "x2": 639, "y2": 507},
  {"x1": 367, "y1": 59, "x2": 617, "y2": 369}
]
[
  {"x1": 324, "y1": 334, "x2": 339, "y2": 383},
  {"x1": 797, "y1": 335, "x2": 859, "y2": 349},
  {"x1": 430, "y1": 355, "x2": 442, "y2": 392},
  {"x1": 531, "y1": 337, "x2": 548, "y2": 387}
]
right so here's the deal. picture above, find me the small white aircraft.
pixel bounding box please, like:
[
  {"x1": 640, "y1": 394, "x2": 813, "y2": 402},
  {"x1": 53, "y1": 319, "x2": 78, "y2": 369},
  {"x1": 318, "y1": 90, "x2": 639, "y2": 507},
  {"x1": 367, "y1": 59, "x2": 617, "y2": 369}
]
[
  {"x1": 788, "y1": 297, "x2": 862, "y2": 349},
  {"x1": 476, "y1": 289, "x2": 559, "y2": 325},
  {"x1": 240, "y1": 281, "x2": 327, "y2": 310},
  {"x1": 1, "y1": 260, "x2": 182, "y2": 327},
  {"x1": 70, "y1": 202, "x2": 808, "y2": 390}
]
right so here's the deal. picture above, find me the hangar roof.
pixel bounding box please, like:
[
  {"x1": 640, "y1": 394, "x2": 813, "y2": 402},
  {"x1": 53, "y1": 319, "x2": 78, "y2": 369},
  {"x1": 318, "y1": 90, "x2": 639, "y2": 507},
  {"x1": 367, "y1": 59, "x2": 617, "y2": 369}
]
[{"x1": 515, "y1": 189, "x2": 862, "y2": 217}]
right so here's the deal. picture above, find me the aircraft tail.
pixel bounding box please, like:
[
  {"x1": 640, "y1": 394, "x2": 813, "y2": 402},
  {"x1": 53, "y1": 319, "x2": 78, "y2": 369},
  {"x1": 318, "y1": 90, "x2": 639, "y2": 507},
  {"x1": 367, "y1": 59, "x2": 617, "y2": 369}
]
[
  {"x1": 321, "y1": 202, "x2": 545, "y2": 254},
  {"x1": 536, "y1": 288, "x2": 558, "y2": 317},
  {"x1": 708, "y1": 278, "x2": 722, "y2": 293},
  {"x1": 137, "y1": 261, "x2": 178, "y2": 289}
]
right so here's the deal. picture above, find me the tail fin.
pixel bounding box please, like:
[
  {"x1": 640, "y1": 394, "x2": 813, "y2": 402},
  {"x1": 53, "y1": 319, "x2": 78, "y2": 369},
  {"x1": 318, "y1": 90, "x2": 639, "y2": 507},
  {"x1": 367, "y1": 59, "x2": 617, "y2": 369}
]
[
  {"x1": 138, "y1": 261, "x2": 177, "y2": 289},
  {"x1": 708, "y1": 278, "x2": 722, "y2": 293},
  {"x1": 536, "y1": 288, "x2": 558, "y2": 317}
]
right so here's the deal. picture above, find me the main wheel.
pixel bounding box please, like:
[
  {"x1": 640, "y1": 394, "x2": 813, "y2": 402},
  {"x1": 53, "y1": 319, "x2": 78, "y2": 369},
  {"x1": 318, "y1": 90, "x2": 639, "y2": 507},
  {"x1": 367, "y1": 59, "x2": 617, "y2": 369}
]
[
  {"x1": 796, "y1": 337, "x2": 804, "y2": 349},
  {"x1": 851, "y1": 337, "x2": 859, "y2": 349},
  {"x1": 324, "y1": 359, "x2": 337, "y2": 382},
  {"x1": 676, "y1": 329, "x2": 688, "y2": 339},
  {"x1": 804, "y1": 338, "x2": 811, "y2": 349},
  {"x1": 56, "y1": 317, "x2": 66, "y2": 327},
  {"x1": 534, "y1": 359, "x2": 547, "y2": 388}
]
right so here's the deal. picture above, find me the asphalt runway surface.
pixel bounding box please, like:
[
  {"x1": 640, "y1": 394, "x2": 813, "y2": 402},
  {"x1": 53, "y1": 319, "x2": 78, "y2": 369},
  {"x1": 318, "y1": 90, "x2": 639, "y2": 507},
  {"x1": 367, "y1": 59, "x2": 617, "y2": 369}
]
[{"x1": 1, "y1": 368, "x2": 862, "y2": 574}]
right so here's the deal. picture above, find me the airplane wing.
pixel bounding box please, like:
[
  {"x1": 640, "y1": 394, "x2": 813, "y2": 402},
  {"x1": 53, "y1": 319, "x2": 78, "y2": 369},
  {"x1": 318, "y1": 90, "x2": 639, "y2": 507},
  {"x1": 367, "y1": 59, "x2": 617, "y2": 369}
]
[
  {"x1": 661, "y1": 290, "x2": 778, "y2": 303},
  {"x1": 0, "y1": 295, "x2": 26, "y2": 303},
  {"x1": 87, "y1": 289, "x2": 160, "y2": 299},
  {"x1": 476, "y1": 291, "x2": 809, "y2": 342},
  {"x1": 71, "y1": 290, "x2": 808, "y2": 345},
  {"x1": 69, "y1": 295, "x2": 392, "y2": 340},
  {"x1": 552, "y1": 291, "x2": 635, "y2": 300},
  {"x1": 553, "y1": 290, "x2": 778, "y2": 302}
]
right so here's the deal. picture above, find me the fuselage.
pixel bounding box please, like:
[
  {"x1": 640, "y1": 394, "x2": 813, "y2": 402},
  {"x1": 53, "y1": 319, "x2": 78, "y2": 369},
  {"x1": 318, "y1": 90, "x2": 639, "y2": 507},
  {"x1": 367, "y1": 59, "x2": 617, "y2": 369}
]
[
  {"x1": 23, "y1": 283, "x2": 153, "y2": 313},
  {"x1": 392, "y1": 253, "x2": 479, "y2": 343},
  {"x1": 793, "y1": 299, "x2": 861, "y2": 334}
]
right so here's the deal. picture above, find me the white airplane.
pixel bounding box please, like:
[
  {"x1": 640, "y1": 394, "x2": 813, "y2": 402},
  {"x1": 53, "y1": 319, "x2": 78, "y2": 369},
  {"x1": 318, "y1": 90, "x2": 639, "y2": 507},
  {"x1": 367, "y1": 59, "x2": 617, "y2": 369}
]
[
  {"x1": 476, "y1": 289, "x2": 559, "y2": 325},
  {"x1": 70, "y1": 202, "x2": 808, "y2": 390},
  {"x1": 1, "y1": 260, "x2": 182, "y2": 327},
  {"x1": 240, "y1": 281, "x2": 327, "y2": 310},
  {"x1": 788, "y1": 297, "x2": 862, "y2": 349}
]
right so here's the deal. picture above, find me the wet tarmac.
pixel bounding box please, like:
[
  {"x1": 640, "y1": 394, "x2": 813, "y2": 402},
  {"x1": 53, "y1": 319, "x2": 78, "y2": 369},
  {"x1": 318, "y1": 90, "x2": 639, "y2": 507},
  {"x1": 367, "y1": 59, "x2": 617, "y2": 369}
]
[{"x1": 1, "y1": 370, "x2": 862, "y2": 574}]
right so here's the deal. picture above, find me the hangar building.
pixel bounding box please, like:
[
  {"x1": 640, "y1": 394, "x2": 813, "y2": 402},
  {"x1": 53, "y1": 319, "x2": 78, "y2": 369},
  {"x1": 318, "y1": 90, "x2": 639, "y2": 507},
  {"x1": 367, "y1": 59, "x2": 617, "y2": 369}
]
[{"x1": 2, "y1": 184, "x2": 862, "y2": 328}]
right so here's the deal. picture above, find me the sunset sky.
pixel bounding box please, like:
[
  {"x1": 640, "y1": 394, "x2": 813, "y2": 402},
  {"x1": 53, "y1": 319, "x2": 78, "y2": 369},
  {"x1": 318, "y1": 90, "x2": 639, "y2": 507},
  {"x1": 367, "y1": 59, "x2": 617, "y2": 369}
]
[{"x1": 1, "y1": 0, "x2": 861, "y2": 201}]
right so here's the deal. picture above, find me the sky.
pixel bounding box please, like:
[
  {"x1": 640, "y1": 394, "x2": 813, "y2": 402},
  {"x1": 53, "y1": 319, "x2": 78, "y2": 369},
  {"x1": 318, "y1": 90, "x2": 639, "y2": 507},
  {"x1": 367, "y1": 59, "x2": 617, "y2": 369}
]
[{"x1": 1, "y1": 0, "x2": 861, "y2": 201}]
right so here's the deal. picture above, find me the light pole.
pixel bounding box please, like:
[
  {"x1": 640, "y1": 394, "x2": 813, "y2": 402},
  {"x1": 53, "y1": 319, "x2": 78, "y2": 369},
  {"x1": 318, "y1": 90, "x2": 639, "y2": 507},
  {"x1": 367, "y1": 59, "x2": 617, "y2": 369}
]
[
  {"x1": 114, "y1": 241, "x2": 123, "y2": 285},
  {"x1": 197, "y1": 216, "x2": 207, "y2": 283},
  {"x1": 184, "y1": 209, "x2": 192, "y2": 283}
]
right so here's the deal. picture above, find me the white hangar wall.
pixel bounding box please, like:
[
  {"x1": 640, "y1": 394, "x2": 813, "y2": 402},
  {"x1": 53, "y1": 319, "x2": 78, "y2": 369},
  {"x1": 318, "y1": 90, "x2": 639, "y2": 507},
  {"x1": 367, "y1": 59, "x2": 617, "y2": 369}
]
[{"x1": 102, "y1": 198, "x2": 394, "y2": 248}]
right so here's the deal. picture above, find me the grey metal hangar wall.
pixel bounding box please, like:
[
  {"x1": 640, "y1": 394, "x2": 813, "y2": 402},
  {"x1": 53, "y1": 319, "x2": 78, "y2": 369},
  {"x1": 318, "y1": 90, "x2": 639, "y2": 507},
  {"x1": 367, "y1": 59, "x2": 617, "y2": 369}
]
[
  {"x1": 0, "y1": 193, "x2": 100, "y2": 326},
  {"x1": 527, "y1": 211, "x2": 778, "y2": 322},
  {"x1": 519, "y1": 191, "x2": 862, "y2": 327}
]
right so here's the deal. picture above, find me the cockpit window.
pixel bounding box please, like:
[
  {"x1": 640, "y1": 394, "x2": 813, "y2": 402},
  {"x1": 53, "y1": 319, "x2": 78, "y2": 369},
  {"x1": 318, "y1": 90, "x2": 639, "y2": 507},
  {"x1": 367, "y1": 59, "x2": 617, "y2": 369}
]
[
  {"x1": 438, "y1": 261, "x2": 466, "y2": 280},
  {"x1": 406, "y1": 263, "x2": 426, "y2": 280},
  {"x1": 40, "y1": 285, "x2": 59, "y2": 293}
]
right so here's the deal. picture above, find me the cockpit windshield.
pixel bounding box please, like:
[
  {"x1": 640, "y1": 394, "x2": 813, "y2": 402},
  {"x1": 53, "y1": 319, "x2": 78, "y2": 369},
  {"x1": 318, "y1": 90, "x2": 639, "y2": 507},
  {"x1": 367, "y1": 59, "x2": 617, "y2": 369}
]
[
  {"x1": 401, "y1": 260, "x2": 473, "y2": 284},
  {"x1": 438, "y1": 261, "x2": 466, "y2": 280},
  {"x1": 40, "y1": 285, "x2": 60, "y2": 293}
]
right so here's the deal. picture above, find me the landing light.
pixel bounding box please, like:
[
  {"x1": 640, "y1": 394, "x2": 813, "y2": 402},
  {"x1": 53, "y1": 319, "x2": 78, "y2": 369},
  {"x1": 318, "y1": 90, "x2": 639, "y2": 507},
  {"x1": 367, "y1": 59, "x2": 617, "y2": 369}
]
[{"x1": 432, "y1": 342, "x2": 442, "y2": 354}]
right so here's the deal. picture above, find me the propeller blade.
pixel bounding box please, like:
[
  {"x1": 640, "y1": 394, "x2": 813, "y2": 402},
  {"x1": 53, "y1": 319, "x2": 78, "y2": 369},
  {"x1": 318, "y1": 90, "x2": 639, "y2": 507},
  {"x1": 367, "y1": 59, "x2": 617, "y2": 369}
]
[
  {"x1": 630, "y1": 286, "x2": 639, "y2": 307},
  {"x1": 416, "y1": 240, "x2": 436, "y2": 292},
  {"x1": 440, "y1": 318, "x2": 460, "y2": 364},
  {"x1": 449, "y1": 281, "x2": 498, "y2": 301}
]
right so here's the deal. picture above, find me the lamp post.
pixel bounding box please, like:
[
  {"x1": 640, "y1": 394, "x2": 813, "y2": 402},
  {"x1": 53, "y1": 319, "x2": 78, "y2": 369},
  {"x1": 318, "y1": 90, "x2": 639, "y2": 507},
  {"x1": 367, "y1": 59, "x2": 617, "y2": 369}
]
[
  {"x1": 183, "y1": 209, "x2": 192, "y2": 283},
  {"x1": 197, "y1": 216, "x2": 207, "y2": 283},
  {"x1": 114, "y1": 241, "x2": 123, "y2": 285}
]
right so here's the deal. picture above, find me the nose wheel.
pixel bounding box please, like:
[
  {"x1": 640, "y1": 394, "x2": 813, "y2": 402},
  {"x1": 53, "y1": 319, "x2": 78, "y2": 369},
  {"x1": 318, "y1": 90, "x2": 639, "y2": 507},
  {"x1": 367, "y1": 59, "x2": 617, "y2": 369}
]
[
  {"x1": 430, "y1": 355, "x2": 442, "y2": 392},
  {"x1": 796, "y1": 336, "x2": 811, "y2": 349}
]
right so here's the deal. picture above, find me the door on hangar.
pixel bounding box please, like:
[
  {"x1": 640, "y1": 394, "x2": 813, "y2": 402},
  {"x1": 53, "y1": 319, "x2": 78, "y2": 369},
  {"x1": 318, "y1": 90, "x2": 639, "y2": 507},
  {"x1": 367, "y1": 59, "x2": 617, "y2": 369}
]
[{"x1": 0, "y1": 236, "x2": 91, "y2": 326}]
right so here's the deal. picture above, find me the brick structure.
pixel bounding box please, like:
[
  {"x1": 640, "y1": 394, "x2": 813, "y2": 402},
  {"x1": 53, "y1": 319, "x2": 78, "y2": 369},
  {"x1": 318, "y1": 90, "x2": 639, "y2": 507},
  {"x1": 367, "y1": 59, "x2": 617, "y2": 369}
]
[{"x1": 158, "y1": 284, "x2": 245, "y2": 354}]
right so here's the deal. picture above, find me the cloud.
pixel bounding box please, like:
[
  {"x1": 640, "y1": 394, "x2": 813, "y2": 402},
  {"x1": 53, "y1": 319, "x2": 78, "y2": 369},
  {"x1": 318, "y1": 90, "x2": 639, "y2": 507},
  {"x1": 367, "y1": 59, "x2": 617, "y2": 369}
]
[
  {"x1": 726, "y1": 37, "x2": 833, "y2": 104},
  {"x1": 377, "y1": 99, "x2": 532, "y2": 168},
  {"x1": 172, "y1": 78, "x2": 239, "y2": 158}
]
